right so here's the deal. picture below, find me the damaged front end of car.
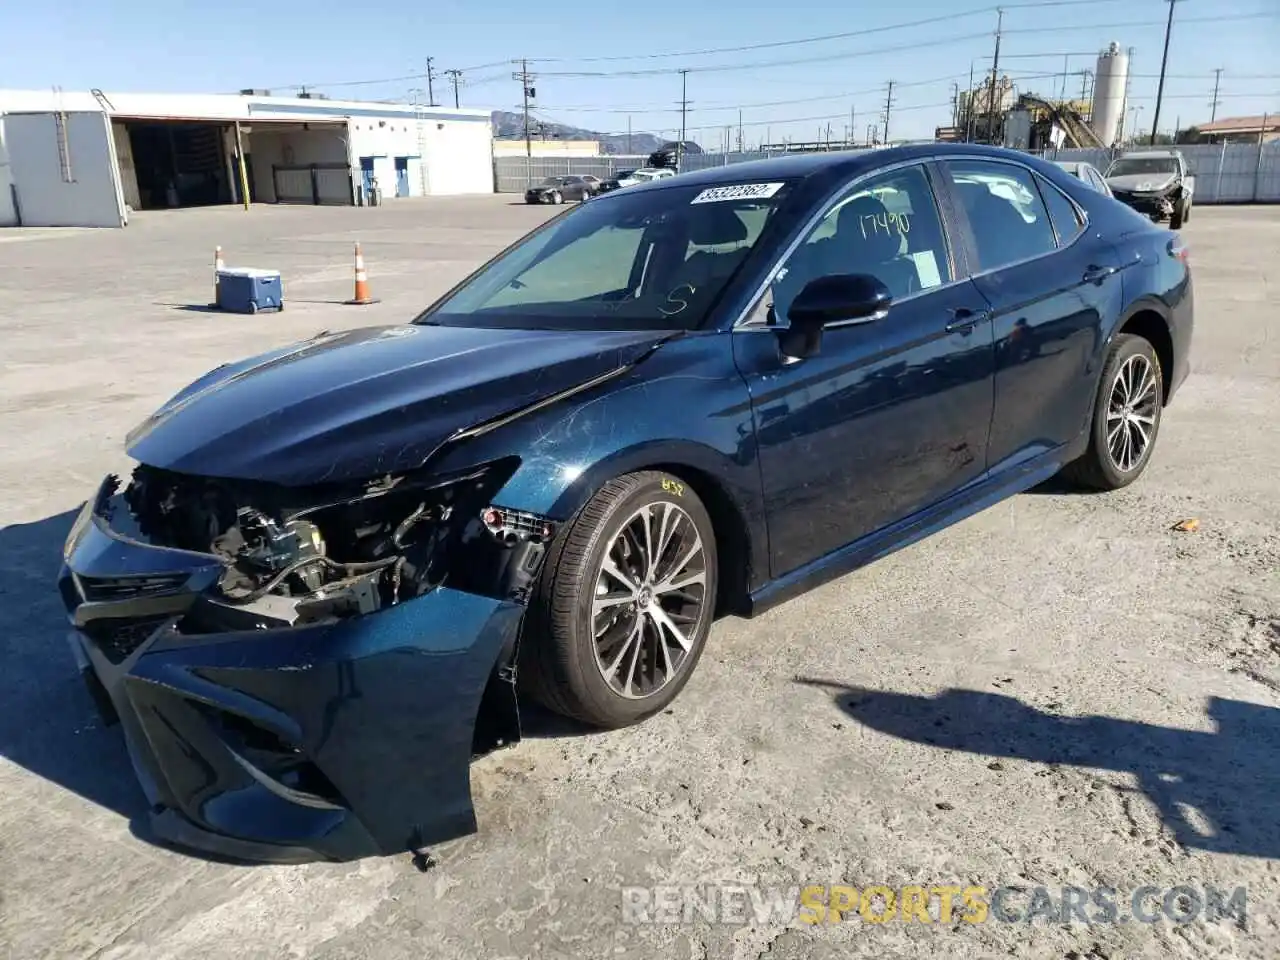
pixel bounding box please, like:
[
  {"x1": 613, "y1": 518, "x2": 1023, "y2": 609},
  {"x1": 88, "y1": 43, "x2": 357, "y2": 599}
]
[{"x1": 59, "y1": 455, "x2": 556, "y2": 863}]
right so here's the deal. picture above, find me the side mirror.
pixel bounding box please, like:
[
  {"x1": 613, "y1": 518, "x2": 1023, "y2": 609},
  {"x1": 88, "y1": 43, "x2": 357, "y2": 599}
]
[{"x1": 778, "y1": 274, "x2": 892, "y2": 360}]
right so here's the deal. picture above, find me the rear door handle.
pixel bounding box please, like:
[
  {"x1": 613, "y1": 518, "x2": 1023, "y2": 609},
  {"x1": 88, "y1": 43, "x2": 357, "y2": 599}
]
[
  {"x1": 945, "y1": 308, "x2": 991, "y2": 334},
  {"x1": 1083, "y1": 264, "x2": 1119, "y2": 284}
]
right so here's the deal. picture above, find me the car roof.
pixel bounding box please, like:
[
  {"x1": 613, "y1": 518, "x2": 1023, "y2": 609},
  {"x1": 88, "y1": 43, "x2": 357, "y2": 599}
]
[
  {"x1": 1116, "y1": 150, "x2": 1180, "y2": 158},
  {"x1": 641, "y1": 142, "x2": 1059, "y2": 191}
]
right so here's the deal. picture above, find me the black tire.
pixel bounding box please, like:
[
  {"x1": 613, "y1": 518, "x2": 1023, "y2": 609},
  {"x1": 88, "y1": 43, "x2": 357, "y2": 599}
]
[
  {"x1": 1182, "y1": 196, "x2": 1192, "y2": 223},
  {"x1": 1060, "y1": 333, "x2": 1164, "y2": 490},
  {"x1": 551, "y1": 190, "x2": 563, "y2": 205},
  {"x1": 521, "y1": 471, "x2": 719, "y2": 728},
  {"x1": 1169, "y1": 200, "x2": 1185, "y2": 230}
]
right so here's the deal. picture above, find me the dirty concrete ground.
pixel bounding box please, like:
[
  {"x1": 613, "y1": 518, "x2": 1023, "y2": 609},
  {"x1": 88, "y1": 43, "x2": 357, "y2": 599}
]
[{"x1": 0, "y1": 198, "x2": 1277, "y2": 960}]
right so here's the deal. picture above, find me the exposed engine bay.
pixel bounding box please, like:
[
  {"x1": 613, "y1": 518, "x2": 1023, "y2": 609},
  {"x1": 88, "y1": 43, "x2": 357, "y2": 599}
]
[{"x1": 118, "y1": 458, "x2": 554, "y2": 633}]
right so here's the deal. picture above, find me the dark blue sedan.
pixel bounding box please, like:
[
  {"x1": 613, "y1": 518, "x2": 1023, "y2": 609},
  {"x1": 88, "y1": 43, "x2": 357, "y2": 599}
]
[{"x1": 59, "y1": 144, "x2": 1192, "y2": 863}]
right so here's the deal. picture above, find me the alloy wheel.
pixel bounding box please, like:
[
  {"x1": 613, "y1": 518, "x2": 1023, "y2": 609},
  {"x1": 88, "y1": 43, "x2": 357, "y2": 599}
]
[
  {"x1": 1106, "y1": 354, "x2": 1158, "y2": 472},
  {"x1": 590, "y1": 501, "x2": 708, "y2": 699}
]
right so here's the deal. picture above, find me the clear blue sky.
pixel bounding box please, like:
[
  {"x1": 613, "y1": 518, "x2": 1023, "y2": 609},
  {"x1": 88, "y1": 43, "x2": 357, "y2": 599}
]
[{"x1": 3, "y1": 0, "x2": 1277, "y2": 146}]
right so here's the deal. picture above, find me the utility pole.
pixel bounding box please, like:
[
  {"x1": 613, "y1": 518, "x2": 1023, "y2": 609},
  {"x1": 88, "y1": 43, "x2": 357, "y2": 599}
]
[
  {"x1": 737, "y1": 109, "x2": 743, "y2": 153},
  {"x1": 883, "y1": 80, "x2": 895, "y2": 145},
  {"x1": 445, "y1": 69, "x2": 462, "y2": 109},
  {"x1": 950, "y1": 82, "x2": 959, "y2": 127},
  {"x1": 426, "y1": 58, "x2": 438, "y2": 107},
  {"x1": 985, "y1": 7, "x2": 1005, "y2": 144},
  {"x1": 965, "y1": 61, "x2": 976, "y2": 141},
  {"x1": 1150, "y1": 0, "x2": 1182, "y2": 145},
  {"x1": 850, "y1": 105, "x2": 856, "y2": 146},
  {"x1": 1209, "y1": 66, "x2": 1223, "y2": 122},
  {"x1": 626, "y1": 115, "x2": 632, "y2": 154},
  {"x1": 677, "y1": 69, "x2": 690, "y2": 170},
  {"x1": 512, "y1": 59, "x2": 536, "y2": 172}
]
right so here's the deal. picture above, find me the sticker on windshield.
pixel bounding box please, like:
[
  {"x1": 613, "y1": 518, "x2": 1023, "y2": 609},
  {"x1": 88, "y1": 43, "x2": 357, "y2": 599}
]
[{"x1": 691, "y1": 182, "x2": 785, "y2": 204}]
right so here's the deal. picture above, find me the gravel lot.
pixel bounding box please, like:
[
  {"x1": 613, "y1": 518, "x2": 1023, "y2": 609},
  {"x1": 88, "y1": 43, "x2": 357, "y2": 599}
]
[{"x1": 1, "y1": 198, "x2": 1277, "y2": 960}]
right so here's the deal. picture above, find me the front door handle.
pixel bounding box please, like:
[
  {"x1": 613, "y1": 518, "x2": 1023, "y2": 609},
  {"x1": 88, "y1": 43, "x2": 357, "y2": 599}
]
[
  {"x1": 945, "y1": 308, "x2": 991, "y2": 334},
  {"x1": 1083, "y1": 264, "x2": 1119, "y2": 284}
]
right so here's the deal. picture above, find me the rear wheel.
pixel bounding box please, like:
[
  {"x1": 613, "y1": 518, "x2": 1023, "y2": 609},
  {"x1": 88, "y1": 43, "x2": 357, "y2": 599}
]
[
  {"x1": 521, "y1": 471, "x2": 718, "y2": 728},
  {"x1": 551, "y1": 190, "x2": 563, "y2": 205},
  {"x1": 1061, "y1": 333, "x2": 1163, "y2": 490}
]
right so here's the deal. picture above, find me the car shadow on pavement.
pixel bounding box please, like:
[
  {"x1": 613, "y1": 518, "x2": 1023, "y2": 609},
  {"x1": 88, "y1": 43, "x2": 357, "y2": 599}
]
[
  {"x1": 0, "y1": 509, "x2": 151, "y2": 823},
  {"x1": 797, "y1": 678, "x2": 1280, "y2": 859}
]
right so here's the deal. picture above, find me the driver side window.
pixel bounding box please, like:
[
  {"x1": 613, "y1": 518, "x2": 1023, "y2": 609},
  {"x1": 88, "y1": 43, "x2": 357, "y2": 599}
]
[{"x1": 765, "y1": 164, "x2": 953, "y2": 324}]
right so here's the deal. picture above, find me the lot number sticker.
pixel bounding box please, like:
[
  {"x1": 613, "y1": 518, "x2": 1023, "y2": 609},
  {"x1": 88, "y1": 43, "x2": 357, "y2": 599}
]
[{"x1": 691, "y1": 182, "x2": 785, "y2": 204}]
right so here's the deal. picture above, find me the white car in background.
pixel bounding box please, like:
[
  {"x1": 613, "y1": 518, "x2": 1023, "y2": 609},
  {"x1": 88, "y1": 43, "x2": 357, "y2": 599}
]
[{"x1": 597, "y1": 167, "x2": 676, "y2": 194}]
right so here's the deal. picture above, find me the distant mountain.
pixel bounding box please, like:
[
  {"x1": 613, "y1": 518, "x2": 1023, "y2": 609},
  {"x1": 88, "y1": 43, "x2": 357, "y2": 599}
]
[{"x1": 491, "y1": 110, "x2": 668, "y2": 156}]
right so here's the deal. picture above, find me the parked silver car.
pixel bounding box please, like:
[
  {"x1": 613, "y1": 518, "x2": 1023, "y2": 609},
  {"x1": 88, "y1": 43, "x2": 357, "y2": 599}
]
[{"x1": 1053, "y1": 160, "x2": 1113, "y2": 198}]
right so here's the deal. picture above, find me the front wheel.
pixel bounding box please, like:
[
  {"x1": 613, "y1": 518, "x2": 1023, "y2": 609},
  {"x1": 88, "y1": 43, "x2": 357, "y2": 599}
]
[
  {"x1": 521, "y1": 471, "x2": 718, "y2": 728},
  {"x1": 551, "y1": 190, "x2": 563, "y2": 205},
  {"x1": 1060, "y1": 333, "x2": 1164, "y2": 490}
]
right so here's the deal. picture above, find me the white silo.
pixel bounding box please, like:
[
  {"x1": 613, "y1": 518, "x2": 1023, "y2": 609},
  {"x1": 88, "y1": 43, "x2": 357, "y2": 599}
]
[{"x1": 1091, "y1": 41, "x2": 1129, "y2": 147}]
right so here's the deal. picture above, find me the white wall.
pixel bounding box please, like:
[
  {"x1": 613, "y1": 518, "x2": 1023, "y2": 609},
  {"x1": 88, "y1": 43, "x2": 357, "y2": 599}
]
[
  {"x1": 418, "y1": 117, "x2": 494, "y2": 195},
  {"x1": 3, "y1": 111, "x2": 125, "y2": 227}
]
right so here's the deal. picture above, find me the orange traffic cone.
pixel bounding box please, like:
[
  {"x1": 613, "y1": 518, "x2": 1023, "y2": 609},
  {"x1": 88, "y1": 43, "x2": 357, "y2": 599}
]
[
  {"x1": 346, "y1": 242, "x2": 379, "y2": 305},
  {"x1": 210, "y1": 245, "x2": 225, "y2": 308}
]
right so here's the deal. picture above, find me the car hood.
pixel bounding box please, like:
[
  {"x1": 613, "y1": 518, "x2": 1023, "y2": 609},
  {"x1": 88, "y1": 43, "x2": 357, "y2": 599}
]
[
  {"x1": 1107, "y1": 173, "x2": 1177, "y2": 192},
  {"x1": 126, "y1": 324, "x2": 669, "y2": 487}
]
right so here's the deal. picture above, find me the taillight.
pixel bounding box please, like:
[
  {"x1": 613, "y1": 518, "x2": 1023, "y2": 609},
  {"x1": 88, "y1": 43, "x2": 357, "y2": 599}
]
[{"x1": 1168, "y1": 237, "x2": 1190, "y2": 264}]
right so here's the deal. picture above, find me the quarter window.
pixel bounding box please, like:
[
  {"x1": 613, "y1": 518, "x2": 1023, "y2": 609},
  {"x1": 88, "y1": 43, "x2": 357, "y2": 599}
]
[
  {"x1": 1038, "y1": 176, "x2": 1085, "y2": 244},
  {"x1": 768, "y1": 164, "x2": 953, "y2": 320},
  {"x1": 945, "y1": 160, "x2": 1058, "y2": 272}
]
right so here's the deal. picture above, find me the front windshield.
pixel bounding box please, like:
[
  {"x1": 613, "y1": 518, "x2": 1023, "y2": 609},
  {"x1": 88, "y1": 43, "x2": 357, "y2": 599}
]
[
  {"x1": 1108, "y1": 157, "x2": 1177, "y2": 177},
  {"x1": 632, "y1": 171, "x2": 657, "y2": 181},
  {"x1": 417, "y1": 181, "x2": 793, "y2": 331}
]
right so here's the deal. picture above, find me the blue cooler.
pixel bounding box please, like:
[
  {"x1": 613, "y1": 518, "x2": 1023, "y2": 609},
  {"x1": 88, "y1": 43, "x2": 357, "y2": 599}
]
[{"x1": 216, "y1": 268, "x2": 284, "y2": 314}]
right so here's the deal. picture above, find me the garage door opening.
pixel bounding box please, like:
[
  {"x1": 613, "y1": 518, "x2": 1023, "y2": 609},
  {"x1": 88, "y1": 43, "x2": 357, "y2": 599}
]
[
  {"x1": 115, "y1": 120, "x2": 234, "y2": 209},
  {"x1": 244, "y1": 120, "x2": 353, "y2": 205}
]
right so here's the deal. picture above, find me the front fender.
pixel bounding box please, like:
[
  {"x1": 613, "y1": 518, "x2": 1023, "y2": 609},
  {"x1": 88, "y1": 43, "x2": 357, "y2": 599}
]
[{"x1": 426, "y1": 332, "x2": 769, "y2": 594}]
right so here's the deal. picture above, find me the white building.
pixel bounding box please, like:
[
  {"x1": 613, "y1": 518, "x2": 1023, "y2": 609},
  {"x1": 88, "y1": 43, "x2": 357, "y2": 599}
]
[{"x1": 0, "y1": 89, "x2": 495, "y2": 227}]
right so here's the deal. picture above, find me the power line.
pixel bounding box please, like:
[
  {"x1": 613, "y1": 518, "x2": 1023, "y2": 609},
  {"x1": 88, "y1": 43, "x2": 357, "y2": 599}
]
[
  {"x1": 534, "y1": 32, "x2": 994, "y2": 78},
  {"x1": 525, "y1": 0, "x2": 1134, "y2": 64}
]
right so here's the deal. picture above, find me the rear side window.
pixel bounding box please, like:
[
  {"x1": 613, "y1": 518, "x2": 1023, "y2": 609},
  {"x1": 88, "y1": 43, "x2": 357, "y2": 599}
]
[
  {"x1": 945, "y1": 160, "x2": 1057, "y2": 272},
  {"x1": 1037, "y1": 176, "x2": 1085, "y2": 245}
]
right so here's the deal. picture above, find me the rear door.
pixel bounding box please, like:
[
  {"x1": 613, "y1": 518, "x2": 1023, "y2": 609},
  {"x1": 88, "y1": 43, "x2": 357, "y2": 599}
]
[{"x1": 940, "y1": 158, "x2": 1127, "y2": 475}]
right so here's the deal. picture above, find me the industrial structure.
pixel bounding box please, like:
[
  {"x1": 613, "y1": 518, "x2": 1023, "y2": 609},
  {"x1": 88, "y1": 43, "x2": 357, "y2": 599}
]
[
  {"x1": 0, "y1": 89, "x2": 494, "y2": 227},
  {"x1": 1090, "y1": 42, "x2": 1130, "y2": 147},
  {"x1": 943, "y1": 42, "x2": 1132, "y2": 151}
]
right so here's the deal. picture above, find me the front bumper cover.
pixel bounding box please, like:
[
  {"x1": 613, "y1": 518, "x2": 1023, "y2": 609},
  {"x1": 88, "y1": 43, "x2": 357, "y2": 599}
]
[{"x1": 59, "y1": 479, "x2": 524, "y2": 863}]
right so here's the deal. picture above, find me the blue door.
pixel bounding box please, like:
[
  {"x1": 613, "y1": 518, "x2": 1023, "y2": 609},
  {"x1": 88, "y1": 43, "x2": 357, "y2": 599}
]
[
  {"x1": 941, "y1": 159, "x2": 1129, "y2": 474},
  {"x1": 394, "y1": 158, "x2": 411, "y2": 197},
  {"x1": 733, "y1": 162, "x2": 997, "y2": 579},
  {"x1": 359, "y1": 157, "x2": 375, "y2": 202}
]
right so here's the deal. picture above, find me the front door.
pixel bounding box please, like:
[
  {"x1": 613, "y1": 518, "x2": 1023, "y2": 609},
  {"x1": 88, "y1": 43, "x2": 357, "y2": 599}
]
[
  {"x1": 359, "y1": 157, "x2": 375, "y2": 202},
  {"x1": 395, "y1": 158, "x2": 410, "y2": 197},
  {"x1": 733, "y1": 162, "x2": 997, "y2": 579}
]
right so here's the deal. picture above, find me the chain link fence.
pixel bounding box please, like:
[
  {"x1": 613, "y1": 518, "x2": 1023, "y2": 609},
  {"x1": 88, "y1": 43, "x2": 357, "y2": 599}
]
[{"x1": 493, "y1": 142, "x2": 1280, "y2": 204}]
